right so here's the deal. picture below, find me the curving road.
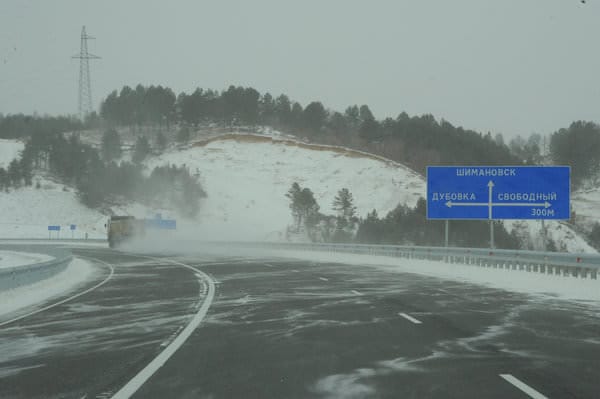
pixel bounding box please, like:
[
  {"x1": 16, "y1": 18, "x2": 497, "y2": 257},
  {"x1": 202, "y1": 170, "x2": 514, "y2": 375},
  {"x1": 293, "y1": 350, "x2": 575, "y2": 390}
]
[{"x1": 1, "y1": 247, "x2": 599, "y2": 398}]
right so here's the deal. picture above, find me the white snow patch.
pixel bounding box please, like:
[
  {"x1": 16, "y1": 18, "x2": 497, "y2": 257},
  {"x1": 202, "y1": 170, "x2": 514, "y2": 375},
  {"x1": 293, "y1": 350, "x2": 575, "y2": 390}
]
[
  {"x1": 0, "y1": 139, "x2": 24, "y2": 169},
  {"x1": 0, "y1": 250, "x2": 53, "y2": 269},
  {"x1": 0, "y1": 258, "x2": 95, "y2": 319}
]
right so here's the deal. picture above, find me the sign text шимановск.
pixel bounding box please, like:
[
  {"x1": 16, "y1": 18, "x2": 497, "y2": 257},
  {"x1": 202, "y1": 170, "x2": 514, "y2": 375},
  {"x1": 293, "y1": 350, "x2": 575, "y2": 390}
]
[{"x1": 426, "y1": 166, "x2": 570, "y2": 220}]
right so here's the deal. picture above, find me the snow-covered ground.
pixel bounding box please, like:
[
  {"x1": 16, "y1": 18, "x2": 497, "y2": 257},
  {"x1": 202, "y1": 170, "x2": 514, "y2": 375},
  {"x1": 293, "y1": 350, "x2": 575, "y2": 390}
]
[
  {"x1": 145, "y1": 134, "x2": 425, "y2": 241},
  {"x1": 0, "y1": 176, "x2": 108, "y2": 239},
  {"x1": 0, "y1": 250, "x2": 53, "y2": 269},
  {"x1": 0, "y1": 258, "x2": 95, "y2": 320},
  {"x1": 0, "y1": 138, "x2": 24, "y2": 169}
]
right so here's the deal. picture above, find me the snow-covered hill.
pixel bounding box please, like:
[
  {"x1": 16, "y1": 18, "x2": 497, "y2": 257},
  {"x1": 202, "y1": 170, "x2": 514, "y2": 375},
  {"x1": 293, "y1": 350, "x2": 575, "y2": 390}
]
[
  {"x1": 145, "y1": 134, "x2": 425, "y2": 241},
  {"x1": 0, "y1": 132, "x2": 597, "y2": 253}
]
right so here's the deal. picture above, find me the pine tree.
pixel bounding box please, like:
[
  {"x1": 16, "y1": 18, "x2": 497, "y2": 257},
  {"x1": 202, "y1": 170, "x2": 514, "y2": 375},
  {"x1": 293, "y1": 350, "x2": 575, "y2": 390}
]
[
  {"x1": 0, "y1": 168, "x2": 7, "y2": 191},
  {"x1": 155, "y1": 131, "x2": 167, "y2": 152},
  {"x1": 132, "y1": 136, "x2": 151, "y2": 164},
  {"x1": 7, "y1": 159, "x2": 21, "y2": 188},
  {"x1": 177, "y1": 126, "x2": 191, "y2": 143},
  {"x1": 286, "y1": 182, "x2": 302, "y2": 231},
  {"x1": 332, "y1": 188, "x2": 356, "y2": 219},
  {"x1": 101, "y1": 129, "x2": 122, "y2": 161}
]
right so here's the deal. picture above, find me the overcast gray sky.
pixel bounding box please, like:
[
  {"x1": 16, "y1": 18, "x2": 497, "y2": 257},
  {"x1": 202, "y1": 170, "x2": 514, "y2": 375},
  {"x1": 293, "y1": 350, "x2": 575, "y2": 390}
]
[{"x1": 0, "y1": 0, "x2": 598, "y2": 138}]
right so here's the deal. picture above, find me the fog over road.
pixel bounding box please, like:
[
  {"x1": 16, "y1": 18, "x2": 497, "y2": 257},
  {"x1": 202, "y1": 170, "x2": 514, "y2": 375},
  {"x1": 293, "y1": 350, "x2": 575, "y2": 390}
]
[{"x1": 1, "y1": 247, "x2": 599, "y2": 398}]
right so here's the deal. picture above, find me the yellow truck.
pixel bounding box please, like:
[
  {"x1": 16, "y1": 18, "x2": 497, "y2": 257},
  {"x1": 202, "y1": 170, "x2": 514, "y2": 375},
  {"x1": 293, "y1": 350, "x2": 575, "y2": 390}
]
[{"x1": 107, "y1": 216, "x2": 145, "y2": 248}]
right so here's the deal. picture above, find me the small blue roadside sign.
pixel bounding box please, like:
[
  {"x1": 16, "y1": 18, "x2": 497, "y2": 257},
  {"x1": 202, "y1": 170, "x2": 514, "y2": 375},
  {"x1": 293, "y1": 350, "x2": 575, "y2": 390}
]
[
  {"x1": 427, "y1": 166, "x2": 570, "y2": 220},
  {"x1": 48, "y1": 225, "x2": 61, "y2": 231},
  {"x1": 70, "y1": 224, "x2": 76, "y2": 230},
  {"x1": 144, "y1": 218, "x2": 176, "y2": 230}
]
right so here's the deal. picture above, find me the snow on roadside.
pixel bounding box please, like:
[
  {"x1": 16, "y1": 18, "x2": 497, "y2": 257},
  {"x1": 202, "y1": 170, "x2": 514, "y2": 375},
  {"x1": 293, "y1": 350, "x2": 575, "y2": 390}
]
[
  {"x1": 0, "y1": 176, "x2": 107, "y2": 239},
  {"x1": 0, "y1": 258, "x2": 95, "y2": 320},
  {"x1": 265, "y1": 249, "x2": 600, "y2": 302},
  {"x1": 0, "y1": 250, "x2": 53, "y2": 269}
]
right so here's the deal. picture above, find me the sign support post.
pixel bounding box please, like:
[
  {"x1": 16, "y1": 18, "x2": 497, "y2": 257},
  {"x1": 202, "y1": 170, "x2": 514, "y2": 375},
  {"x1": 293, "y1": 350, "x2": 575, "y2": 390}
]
[
  {"x1": 444, "y1": 220, "x2": 449, "y2": 247},
  {"x1": 541, "y1": 219, "x2": 546, "y2": 250},
  {"x1": 490, "y1": 220, "x2": 494, "y2": 249}
]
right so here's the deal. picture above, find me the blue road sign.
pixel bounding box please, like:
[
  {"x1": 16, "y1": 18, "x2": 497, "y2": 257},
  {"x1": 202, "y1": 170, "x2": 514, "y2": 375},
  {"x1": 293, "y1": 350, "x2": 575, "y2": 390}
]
[
  {"x1": 144, "y1": 218, "x2": 176, "y2": 230},
  {"x1": 48, "y1": 225, "x2": 61, "y2": 231},
  {"x1": 70, "y1": 224, "x2": 76, "y2": 230},
  {"x1": 427, "y1": 166, "x2": 570, "y2": 220}
]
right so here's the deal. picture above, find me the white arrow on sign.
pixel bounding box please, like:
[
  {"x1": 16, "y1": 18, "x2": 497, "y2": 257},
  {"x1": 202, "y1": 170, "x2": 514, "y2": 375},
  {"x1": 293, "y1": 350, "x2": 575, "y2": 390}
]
[
  {"x1": 445, "y1": 201, "x2": 552, "y2": 208},
  {"x1": 444, "y1": 180, "x2": 552, "y2": 219}
]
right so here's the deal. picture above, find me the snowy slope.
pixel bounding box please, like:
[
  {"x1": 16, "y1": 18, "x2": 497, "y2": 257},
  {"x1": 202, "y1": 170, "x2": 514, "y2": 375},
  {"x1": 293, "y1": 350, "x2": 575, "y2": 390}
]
[
  {"x1": 0, "y1": 176, "x2": 108, "y2": 239},
  {"x1": 145, "y1": 134, "x2": 425, "y2": 241},
  {"x1": 572, "y1": 187, "x2": 600, "y2": 230},
  {"x1": 504, "y1": 219, "x2": 595, "y2": 253},
  {"x1": 0, "y1": 139, "x2": 24, "y2": 169}
]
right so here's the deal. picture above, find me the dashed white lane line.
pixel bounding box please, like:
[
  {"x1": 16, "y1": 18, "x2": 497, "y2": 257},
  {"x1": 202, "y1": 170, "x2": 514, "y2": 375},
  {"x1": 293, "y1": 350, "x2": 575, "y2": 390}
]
[
  {"x1": 398, "y1": 312, "x2": 422, "y2": 324},
  {"x1": 264, "y1": 263, "x2": 275, "y2": 268},
  {"x1": 291, "y1": 270, "x2": 300, "y2": 273},
  {"x1": 0, "y1": 257, "x2": 115, "y2": 328},
  {"x1": 110, "y1": 256, "x2": 215, "y2": 399},
  {"x1": 318, "y1": 277, "x2": 329, "y2": 282},
  {"x1": 351, "y1": 290, "x2": 364, "y2": 296},
  {"x1": 499, "y1": 374, "x2": 548, "y2": 399}
]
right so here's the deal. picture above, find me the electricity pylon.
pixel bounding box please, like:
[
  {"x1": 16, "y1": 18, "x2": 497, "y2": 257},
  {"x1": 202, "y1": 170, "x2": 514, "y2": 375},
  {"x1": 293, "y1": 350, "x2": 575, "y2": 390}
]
[{"x1": 72, "y1": 26, "x2": 100, "y2": 121}]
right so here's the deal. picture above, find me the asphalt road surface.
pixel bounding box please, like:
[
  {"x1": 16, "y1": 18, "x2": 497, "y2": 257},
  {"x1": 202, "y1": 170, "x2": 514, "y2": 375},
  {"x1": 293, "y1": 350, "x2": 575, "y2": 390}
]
[{"x1": 1, "y1": 246, "x2": 599, "y2": 398}]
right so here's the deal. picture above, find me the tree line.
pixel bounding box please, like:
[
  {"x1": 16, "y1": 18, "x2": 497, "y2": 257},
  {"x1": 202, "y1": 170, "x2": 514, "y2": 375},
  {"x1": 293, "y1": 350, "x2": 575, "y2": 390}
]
[
  {"x1": 98, "y1": 84, "x2": 522, "y2": 174},
  {"x1": 19, "y1": 131, "x2": 205, "y2": 217},
  {"x1": 0, "y1": 113, "x2": 82, "y2": 140},
  {"x1": 285, "y1": 183, "x2": 520, "y2": 249}
]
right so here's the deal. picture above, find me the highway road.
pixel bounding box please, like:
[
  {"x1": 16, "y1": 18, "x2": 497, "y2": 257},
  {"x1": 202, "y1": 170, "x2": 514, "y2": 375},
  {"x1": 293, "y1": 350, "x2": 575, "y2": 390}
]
[{"x1": 1, "y1": 246, "x2": 599, "y2": 398}]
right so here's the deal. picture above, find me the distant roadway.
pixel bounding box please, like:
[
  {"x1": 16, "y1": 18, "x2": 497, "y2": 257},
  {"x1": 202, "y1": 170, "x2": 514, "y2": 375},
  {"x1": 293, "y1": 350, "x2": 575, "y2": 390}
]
[{"x1": 0, "y1": 247, "x2": 599, "y2": 398}]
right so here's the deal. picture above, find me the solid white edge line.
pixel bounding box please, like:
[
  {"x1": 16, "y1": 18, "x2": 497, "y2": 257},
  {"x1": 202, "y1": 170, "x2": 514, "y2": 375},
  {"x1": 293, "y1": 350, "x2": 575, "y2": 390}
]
[
  {"x1": 0, "y1": 256, "x2": 114, "y2": 328},
  {"x1": 110, "y1": 256, "x2": 215, "y2": 399},
  {"x1": 499, "y1": 374, "x2": 549, "y2": 399},
  {"x1": 318, "y1": 277, "x2": 329, "y2": 281},
  {"x1": 398, "y1": 312, "x2": 422, "y2": 324}
]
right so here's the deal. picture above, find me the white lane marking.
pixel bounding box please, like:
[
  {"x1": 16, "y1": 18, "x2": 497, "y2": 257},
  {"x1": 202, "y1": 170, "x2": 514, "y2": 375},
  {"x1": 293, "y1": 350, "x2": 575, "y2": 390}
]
[
  {"x1": 398, "y1": 312, "x2": 422, "y2": 324},
  {"x1": 0, "y1": 257, "x2": 114, "y2": 328},
  {"x1": 351, "y1": 290, "x2": 363, "y2": 296},
  {"x1": 264, "y1": 263, "x2": 275, "y2": 268},
  {"x1": 499, "y1": 374, "x2": 548, "y2": 399},
  {"x1": 291, "y1": 269, "x2": 300, "y2": 273},
  {"x1": 318, "y1": 277, "x2": 329, "y2": 282},
  {"x1": 111, "y1": 256, "x2": 215, "y2": 399}
]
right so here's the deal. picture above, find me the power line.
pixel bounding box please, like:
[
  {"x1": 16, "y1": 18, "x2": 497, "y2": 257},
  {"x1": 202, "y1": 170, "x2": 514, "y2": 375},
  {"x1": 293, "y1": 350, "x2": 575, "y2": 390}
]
[{"x1": 72, "y1": 26, "x2": 100, "y2": 121}]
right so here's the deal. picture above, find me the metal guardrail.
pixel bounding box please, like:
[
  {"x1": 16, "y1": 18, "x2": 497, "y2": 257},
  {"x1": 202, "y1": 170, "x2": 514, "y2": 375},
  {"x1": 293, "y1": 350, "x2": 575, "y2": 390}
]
[
  {"x1": 259, "y1": 242, "x2": 600, "y2": 280},
  {"x1": 0, "y1": 245, "x2": 73, "y2": 291}
]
